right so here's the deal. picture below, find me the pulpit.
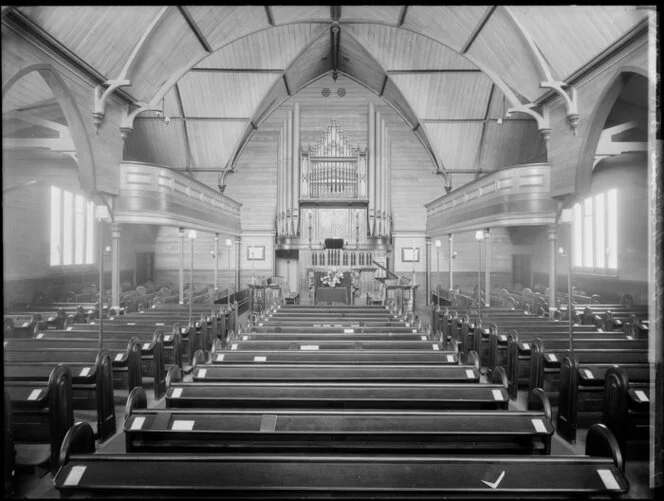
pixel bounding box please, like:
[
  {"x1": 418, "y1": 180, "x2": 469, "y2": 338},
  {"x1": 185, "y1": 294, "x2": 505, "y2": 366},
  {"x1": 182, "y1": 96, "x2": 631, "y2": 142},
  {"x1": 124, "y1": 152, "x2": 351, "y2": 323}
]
[{"x1": 248, "y1": 284, "x2": 282, "y2": 314}]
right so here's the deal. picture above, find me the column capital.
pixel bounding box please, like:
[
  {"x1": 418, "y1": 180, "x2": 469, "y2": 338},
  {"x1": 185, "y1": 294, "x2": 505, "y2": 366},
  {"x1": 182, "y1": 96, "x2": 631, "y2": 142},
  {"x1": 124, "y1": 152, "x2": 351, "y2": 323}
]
[
  {"x1": 178, "y1": 227, "x2": 185, "y2": 235},
  {"x1": 425, "y1": 237, "x2": 432, "y2": 245},
  {"x1": 483, "y1": 228, "x2": 490, "y2": 239},
  {"x1": 214, "y1": 233, "x2": 219, "y2": 240},
  {"x1": 448, "y1": 233, "x2": 454, "y2": 240},
  {"x1": 234, "y1": 236, "x2": 241, "y2": 244},
  {"x1": 547, "y1": 224, "x2": 559, "y2": 239},
  {"x1": 109, "y1": 222, "x2": 121, "y2": 236}
]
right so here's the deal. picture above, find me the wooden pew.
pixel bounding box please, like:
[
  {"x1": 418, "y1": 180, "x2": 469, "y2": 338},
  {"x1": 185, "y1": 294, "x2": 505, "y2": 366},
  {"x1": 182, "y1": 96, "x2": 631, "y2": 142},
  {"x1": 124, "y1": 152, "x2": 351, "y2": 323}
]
[
  {"x1": 4, "y1": 364, "x2": 73, "y2": 475},
  {"x1": 558, "y1": 355, "x2": 650, "y2": 443},
  {"x1": 4, "y1": 351, "x2": 116, "y2": 441},
  {"x1": 3, "y1": 314, "x2": 43, "y2": 338},
  {"x1": 4, "y1": 391, "x2": 16, "y2": 497},
  {"x1": 222, "y1": 338, "x2": 445, "y2": 351},
  {"x1": 528, "y1": 338, "x2": 648, "y2": 397},
  {"x1": 251, "y1": 325, "x2": 419, "y2": 334},
  {"x1": 35, "y1": 329, "x2": 168, "y2": 399},
  {"x1": 200, "y1": 348, "x2": 461, "y2": 365},
  {"x1": 62, "y1": 322, "x2": 185, "y2": 368},
  {"x1": 236, "y1": 332, "x2": 429, "y2": 342},
  {"x1": 503, "y1": 331, "x2": 638, "y2": 398},
  {"x1": 71, "y1": 318, "x2": 195, "y2": 363},
  {"x1": 147, "y1": 304, "x2": 225, "y2": 345},
  {"x1": 487, "y1": 323, "x2": 600, "y2": 375},
  {"x1": 124, "y1": 385, "x2": 553, "y2": 455},
  {"x1": 55, "y1": 421, "x2": 628, "y2": 498},
  {"x1": 4, "y1": 338, "x2": 142, "y2": 396},
  {"x1": 166, "y1": 364, "x2": 509, "y2": 411},
  {"x1": 124, "y1": 311, "x2": 209, "y2": 353},
  {"x1": 603, "y1": 365, "x2": 651, "y2": 461},
  {"x1": 189, "y1": 362, "x2": 482, "y2": 384}
]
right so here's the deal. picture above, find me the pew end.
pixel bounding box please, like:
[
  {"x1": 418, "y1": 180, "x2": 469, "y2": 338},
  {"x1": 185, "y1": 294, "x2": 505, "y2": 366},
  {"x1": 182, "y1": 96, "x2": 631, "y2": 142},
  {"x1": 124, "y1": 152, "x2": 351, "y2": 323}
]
[
  {"x1": 491, "y1": 365, "x2": 508, "y2": 388},
  {"x1": 527, "y1": 387, "x2": 553, "y2": 422},
  {"x1": 58, "y1": 421, "x2": 96, "y2": 471},
  {"x1": 585, "y1": 423, "x2": 625, "y2": 473},
  {"x1": 165, "y1": 365, "x2": 182, "y2": 388},
  {"x1": 124, "y1": 387, "x2": 148, "y2": 423}
]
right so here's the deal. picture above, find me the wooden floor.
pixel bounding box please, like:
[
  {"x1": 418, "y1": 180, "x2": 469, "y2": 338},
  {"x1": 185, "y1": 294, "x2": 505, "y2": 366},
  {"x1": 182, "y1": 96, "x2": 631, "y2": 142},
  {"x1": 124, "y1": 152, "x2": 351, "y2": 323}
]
[{"x1": 12, "y1": 301, "x2": 655, "y2": 499}]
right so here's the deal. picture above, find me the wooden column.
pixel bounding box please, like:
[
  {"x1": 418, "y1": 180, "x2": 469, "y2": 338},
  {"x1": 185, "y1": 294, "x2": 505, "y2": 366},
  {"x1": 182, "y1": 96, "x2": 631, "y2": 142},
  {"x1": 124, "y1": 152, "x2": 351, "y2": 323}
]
[
  {"x1": 110, "y1": 222, "x2": 121, "y2": 312},
  {"x1": 375, "y1": 113, "x2": 382, "y2": 236},
  {"x1": 425, "y1": 238, "x2": 431, "y2": 306},
  {"x1": 234, "y1": 236, "x2": 241, "y2": 292},
  {"x1": 277, "y1": 127, "x2": 282, "y2": 235},
  {"x1": 214, "y1": 233, "x2": 219, "y2": 291},
  {"x1": 292, "y1": 102, "x2": 300, "y2": 235},
  {"x1": 548, "y1": 224, "x2": 558, "y2": 318},
  {"x1": 286, "y1": 110, "x2": 293, "y2": 235},
  {"x1": 386, "y1": 134, "x2": 391, "y2": 234},
  {"x1": 484, "y1": 228, "x2": 490, "y2": 307},
  {"x1": 448, "y1": 233, "x2": 454, "y2": 290},
  {"x1": 368, "y1": 103, "x2": 375, "y2": 236},
  {"x1": 178, "y1": 227, "x2": 185, "y2": 304},
  {"x1": 280, "y1": 120, "x2": 287, "y2": 235},
  {"x1": 382, "y1": 120, "x2": 387, "y2": 236}
]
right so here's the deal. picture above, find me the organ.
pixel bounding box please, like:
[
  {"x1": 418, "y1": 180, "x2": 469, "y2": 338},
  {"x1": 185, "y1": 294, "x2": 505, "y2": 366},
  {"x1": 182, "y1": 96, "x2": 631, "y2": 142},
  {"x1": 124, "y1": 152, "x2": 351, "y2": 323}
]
[{"x1": 275, "y1": 103, "x2": 395, "y2": 300}]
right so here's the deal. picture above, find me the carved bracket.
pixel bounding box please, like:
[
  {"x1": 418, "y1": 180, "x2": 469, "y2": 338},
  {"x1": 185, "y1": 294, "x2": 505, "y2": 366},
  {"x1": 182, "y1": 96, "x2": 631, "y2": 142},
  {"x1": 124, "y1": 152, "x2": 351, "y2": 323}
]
[
  {"x1": 507, "y1": 102, "x2": 551, "y2": 145},
  {"x1": 433, "y1": 169, "x2": 452, "y2": 193},
  {"x1": 93, "y1": 80, "x2": 131, "y2": 134},
  {"x1": 217, "y1": 167, "x2": 237, "y2": 194},
  {"x1": 540, "y1": 81, "x2": 579, "y2": 135},
  {"x1": 120, "y1": 102, "x2": 166, "y2": 142}
]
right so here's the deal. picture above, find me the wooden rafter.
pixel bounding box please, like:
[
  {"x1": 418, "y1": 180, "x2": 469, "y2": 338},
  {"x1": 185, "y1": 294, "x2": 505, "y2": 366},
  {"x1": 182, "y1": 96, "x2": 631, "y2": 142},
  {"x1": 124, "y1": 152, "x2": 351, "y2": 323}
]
[
  {"x1": 173, "y1": 83, "x2": 194, "y2": 173},
  {"x1": 2, "y1": 9, "x2": 136, "y2": 103},
  {"x1": 189, "y1": 68, "x2": 284, "y2": 73},
  {"x1": 461, "y1": 5, "x2": 496, "y2": 54},
  {"x1": 473, "y1": 83, "x2": 496, "y2": 178},
  {"x1": 3, "y1": 110, "x2": 70, "y2": 135},
  {"x1": 133, "y1": 116, "x2": 250, "y2": 122},
  {"x1": 265, "y1": 6, "x2": 275, "y2": 26},
  {"x1": 177, "y1": 6, "x2": 212, "y2": 53},
  {"x1": 388, "y1": 69, "x2": 481, "y2": 74},
  {"x1": 397, "y1": 6, "x2": 408, "y2": 26}
]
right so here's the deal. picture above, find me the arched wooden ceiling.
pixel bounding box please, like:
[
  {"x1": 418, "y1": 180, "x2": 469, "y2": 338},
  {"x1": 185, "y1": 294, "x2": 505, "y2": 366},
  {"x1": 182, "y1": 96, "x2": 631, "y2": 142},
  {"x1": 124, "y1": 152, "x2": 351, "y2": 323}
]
[{"x1": 4, "y1": 6, "x2": 646, "y2": 189}]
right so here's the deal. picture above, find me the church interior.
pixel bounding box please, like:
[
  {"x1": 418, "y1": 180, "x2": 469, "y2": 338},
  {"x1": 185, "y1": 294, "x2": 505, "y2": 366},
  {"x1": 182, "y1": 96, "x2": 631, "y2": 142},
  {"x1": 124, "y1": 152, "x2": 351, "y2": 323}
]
[{"x1": 2, "y1": 5, "x2": 662, "y2": 499}]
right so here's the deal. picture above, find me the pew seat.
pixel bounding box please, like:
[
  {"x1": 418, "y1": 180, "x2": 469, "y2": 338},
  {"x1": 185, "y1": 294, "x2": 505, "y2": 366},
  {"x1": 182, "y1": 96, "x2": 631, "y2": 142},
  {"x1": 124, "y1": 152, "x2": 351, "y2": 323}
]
[
  {"x1": 124, "y1": 386, "x2": 553, "y2": 454},
  {"x1": 55, "y1": 422, "x2": 628, "y2": 498}
]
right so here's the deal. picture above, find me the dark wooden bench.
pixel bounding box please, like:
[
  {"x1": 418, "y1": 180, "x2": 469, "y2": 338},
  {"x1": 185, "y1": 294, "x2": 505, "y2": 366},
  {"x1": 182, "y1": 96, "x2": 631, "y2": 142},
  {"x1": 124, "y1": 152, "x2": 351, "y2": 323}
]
[
  {"x1": 125, "y1": 311, "x2": 209, "y2": 352},
  {"x1": 54, "y1": 420, "x2": 628, "y2": 498},
  {"x1": 4, "y1": 338, "x2": 142, "y2": 396},
  {"x1": 528, "y1": 338, "x2": 648, "y2": 397},
  {"x1": 189, "y1": 362, "x2": 481, "y2": 384},
  {"x1": 166, "y1": 364, "x2": 508, "y2": 411},
  {"x1": 124, "y1": 385, "x2": 553, "y2": 454},
  {"x1": 4, "y1": 390, "x2": 16, "y2": 497},
  {"x1": 223, "y1": 338, "x2": 445, "y2": 351},
  {"x1": 236, "y1": 332, "x2": 429, "y2": 343},
  {"x1": 4, "y1": 365, "x2": 73, "y2": 474},
  {"x1": 35, "y1": 329, "x2": 168, "y2": 399},
  {"x1": 603, "y1": 365, "x2": 651, "y2": 461},
  {"x1": 4, "y1": 351, "x2": 115, "y2": 441},
  {"x1": 558, "y1": 355, "x2": 650, "y2": 443},
  {"x1": 251, "y1": 325, "x2": 420, "y2": 334},
  {"x1": 487, "y1": 323, "x2": 600, "y2": 375},
  {"x1": 144, "y1": 304, "x2": 225, "y2": 345},
  {"x1": 284, "y1": 292, "x2": 300, "y2": 305},
  {"x1": 70, "y1": 319, "x2": 193, "y2": 364},
  {"x1": 503, "y1": 332, "x2": 641, "y2": 399},
  {"x1": 200, "y1": 348, "x2": 461, "y2": 365}
]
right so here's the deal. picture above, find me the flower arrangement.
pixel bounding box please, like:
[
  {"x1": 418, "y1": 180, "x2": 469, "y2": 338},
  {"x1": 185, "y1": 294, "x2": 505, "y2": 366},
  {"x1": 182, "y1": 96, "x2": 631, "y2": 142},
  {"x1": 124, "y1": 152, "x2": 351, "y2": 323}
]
[{"x1": 320, "y1": 268, "x2": 344, "y2": 287}]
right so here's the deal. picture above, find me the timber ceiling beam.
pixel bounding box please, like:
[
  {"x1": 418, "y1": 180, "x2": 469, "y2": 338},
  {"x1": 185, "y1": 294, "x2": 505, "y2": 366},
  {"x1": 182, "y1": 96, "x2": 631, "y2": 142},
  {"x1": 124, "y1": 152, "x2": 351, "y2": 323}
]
[
  {"x1": 265, "y1": 6, "x2": 275, "y2": 26},
  {"x1": 421, "y1": 118, "x2": 533, "y2": 123},
  {"x1": 397, "y1": 6, "x2": 408, "y2": 26},
  {"x1": 283, "y1": 74, "x2": 292, "y2": 96},
  {"x1": 388, "y1": 69, "x2": 482, "y2": 74},
  {"x1": 473, "y1": 83, "x2": 496, "y2": 179},
  {"x1": 3, "y1": 110, "x2": 70, "y2": 135},
  {"x1": 331, "y1": 5, "x2": 341, "y2": 22},
  {"x1": 133, "y1": 116, "x2": 250, "y2": 122},
  {"x1": 461, "y1": 5, "x2": 496, "y2": 54},
  {"x1": 174, "y1": 83, "x2": 194, "y2": 173},
  {"x1": 189, "y1": 68, "x2": 284, "y2": 73},
  {"x1": 379, "y1": 75, "x2": 388, "y2": 97},
  {"x1": 178, "y1": 6, "x2": 212, "y2": 53},
  {"x1": 2, "y1": 9, "x2": 136, "y2": 103}
]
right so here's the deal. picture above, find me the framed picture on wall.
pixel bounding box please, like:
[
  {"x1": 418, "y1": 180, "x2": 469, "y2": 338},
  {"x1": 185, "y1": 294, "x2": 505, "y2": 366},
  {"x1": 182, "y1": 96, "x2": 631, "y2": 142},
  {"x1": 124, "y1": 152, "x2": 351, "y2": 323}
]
[
  {"x1": 401, "y1": 247, "x2": 420, "y2": 262},
  {"x1": 247, "y1": 246, "x2": 265, "y2": 261}
]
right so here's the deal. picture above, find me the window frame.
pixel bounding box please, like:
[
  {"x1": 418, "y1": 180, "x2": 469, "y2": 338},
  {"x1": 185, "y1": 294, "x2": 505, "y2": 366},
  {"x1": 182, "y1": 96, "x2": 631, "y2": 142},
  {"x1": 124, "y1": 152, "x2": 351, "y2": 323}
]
[
  {"x1": 49, "y1": 185, "x2": 97, "y2": 270},
  {"x1": 570, "y1": 189, "x2": 618, "y2": 277}
]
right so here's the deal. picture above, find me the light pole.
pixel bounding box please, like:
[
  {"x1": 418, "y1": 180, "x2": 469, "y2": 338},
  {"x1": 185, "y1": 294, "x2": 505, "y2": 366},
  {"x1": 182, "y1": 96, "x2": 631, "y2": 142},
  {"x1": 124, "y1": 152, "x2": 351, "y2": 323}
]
[
  {"x1": 435, "y1": 239, "x2": 441, "y2": 306},
  {"x1": 475, "y1": 230, "x2": 484, "y2": 320},
  {"x1": 95, "y1": 204, "x2": 111, "y2": 351},
  {"x1": 188, "y1": 230, "x2": 197, "y2": 323},
  {"x1": 225, "y1": 238, "x2": 233, "y2": 310},
  {"x1": 558, "y1": 206, "x2": 575, "y2": 355}
]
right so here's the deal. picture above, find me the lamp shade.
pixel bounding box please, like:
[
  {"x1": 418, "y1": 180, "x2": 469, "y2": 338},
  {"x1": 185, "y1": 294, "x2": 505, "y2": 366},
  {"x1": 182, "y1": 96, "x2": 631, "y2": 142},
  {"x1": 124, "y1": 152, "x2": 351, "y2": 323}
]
[
  {"x1": 474, "y1": 230, "x2": 484, "y2": 241},
  {"x1": 559, "y1": 207, "x2": 574, "y2": 224},
  {"x1": 435, "y1": 240, "x2": 442, "y2": 248},
  {"x1": 225, "y1": 238, "x2": 232, "y2": 247},
  {"x1": 188, "y1": 230, "x2": 197, "y2": 240},
  {"x1": 95, "y1": 204, "x2": 110, "y2": 221}
]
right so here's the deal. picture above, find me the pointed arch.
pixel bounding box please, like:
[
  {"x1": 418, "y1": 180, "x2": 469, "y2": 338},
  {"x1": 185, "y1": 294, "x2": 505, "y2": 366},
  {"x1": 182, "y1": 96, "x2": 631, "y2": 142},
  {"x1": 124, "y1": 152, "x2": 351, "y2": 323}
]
[{"x1": 2, "y1": 64, "x2": 98, "y2": 194}]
